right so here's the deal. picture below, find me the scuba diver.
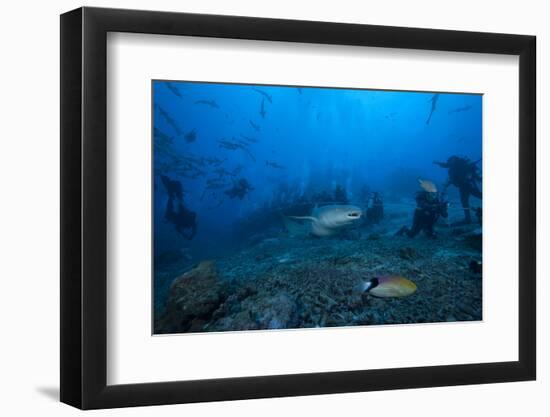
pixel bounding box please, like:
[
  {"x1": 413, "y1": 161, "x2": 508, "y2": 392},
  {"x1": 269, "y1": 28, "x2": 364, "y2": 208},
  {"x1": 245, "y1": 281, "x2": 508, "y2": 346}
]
[
  {"x1": 225, "y1": 178, "x2": 254, "y2": 200},
  {"x1": 333, "y1": 184, "x2": 349, "y2": 204},
  {"x1": 433, "y1": 156, "x2": 482, "y2": 224},
  {"x1": 366, "y1": 192, "x2": 384, "y2": 225},
  {"x1": 396, "y1": 189, "x2": 448, "y2": 239},
  {"x1": 161, "y1": 175, "x2": 184, "y2": 201},
  {"x1": 164, "y1": 195, "x2": 197, "y2": 240},
  {"x1": 161, "y1": 175, "x2": 197, "y2": 240}
]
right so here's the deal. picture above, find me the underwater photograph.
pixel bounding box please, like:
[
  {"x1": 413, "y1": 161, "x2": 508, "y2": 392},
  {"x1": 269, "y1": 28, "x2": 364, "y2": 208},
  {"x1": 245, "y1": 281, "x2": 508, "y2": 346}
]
[{"x1": 152, "y1": 80, "x2": 482, "y2": 335}]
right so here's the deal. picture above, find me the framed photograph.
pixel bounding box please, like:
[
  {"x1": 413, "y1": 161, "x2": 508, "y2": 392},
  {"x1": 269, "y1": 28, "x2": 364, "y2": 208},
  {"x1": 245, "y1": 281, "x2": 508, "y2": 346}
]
[{"x1": 60, "y1": 7, "x2": 536, "y2": 409}]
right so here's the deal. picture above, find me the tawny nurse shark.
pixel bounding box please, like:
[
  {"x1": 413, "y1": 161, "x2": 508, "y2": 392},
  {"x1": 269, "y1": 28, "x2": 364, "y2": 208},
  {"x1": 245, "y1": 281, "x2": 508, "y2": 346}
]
[{"x1": 287, "y1": 204, "x2": 363, "y2": 237}]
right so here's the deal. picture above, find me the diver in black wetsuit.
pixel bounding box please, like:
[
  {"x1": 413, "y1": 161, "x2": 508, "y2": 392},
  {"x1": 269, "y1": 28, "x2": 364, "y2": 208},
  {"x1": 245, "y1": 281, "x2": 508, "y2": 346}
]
[
  {"x1": 161, "y1": 175, "x2": 197, "y2": 240},
  {"x1": 397, "y1": 190, "x2": 448, "y2": 238},
  {"x1": 366, "y1": 192, "x2": 384, "y2": 225},
  {"x1": 161, "y1": 174, "x2": 184, "y2": 201},
  {"x1": 225, "y1": 178, "x2": 254, "y2": 200},
  {"x1": 433, "y1": 156, "x2": 482, "y2": 224},
  {"x1": 164, "y1": 195, "x2": 197, "y2": 240}
]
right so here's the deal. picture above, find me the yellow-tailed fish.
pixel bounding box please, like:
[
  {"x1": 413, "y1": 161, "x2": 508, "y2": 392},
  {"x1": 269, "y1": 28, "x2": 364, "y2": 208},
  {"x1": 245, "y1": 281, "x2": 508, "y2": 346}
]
[
  {"x1": 418, "y1": 178, "x2": 438, "y2": 193},
  {"x1": 361, "y1": 275, "x2": 417, "y2": 298}
]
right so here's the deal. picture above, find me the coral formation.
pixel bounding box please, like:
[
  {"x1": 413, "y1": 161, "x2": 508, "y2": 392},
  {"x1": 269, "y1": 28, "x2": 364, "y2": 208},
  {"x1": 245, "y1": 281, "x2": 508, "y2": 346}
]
[{"x1": 155, "y1": 219, "x2": 482, "y2": 334}]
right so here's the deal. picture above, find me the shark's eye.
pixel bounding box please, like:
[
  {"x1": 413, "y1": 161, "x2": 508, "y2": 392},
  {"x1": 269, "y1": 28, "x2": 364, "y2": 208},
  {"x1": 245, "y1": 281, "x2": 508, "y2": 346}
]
[{"x1": 348, "y1": 212, "x2": 360, "y2": 217}]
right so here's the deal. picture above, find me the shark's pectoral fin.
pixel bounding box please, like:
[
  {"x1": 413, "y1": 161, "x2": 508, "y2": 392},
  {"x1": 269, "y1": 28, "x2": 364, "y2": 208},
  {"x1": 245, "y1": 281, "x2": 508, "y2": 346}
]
[{"x1": 281, "y1": 215, "x2": 313, "y2": 237}]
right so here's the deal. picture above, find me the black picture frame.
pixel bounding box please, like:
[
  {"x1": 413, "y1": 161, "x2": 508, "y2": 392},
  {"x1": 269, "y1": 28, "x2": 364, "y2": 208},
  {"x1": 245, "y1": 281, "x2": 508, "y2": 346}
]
[{"x1": 60, "y1": 6, "x2": 536, "y2": 410}]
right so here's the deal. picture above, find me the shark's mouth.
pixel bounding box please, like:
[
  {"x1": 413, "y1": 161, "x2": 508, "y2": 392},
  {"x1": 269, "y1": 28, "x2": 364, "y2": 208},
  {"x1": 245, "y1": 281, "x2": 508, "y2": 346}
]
[{"x1": 348, "y1": 212, "x2": 362, "y2": 218}]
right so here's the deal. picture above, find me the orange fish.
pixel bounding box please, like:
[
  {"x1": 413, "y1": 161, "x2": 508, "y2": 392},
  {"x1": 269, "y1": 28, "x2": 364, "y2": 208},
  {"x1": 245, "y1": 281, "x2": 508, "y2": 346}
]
[{"x1": 361, "y1": 275, "x2": 417, "y2": 298}]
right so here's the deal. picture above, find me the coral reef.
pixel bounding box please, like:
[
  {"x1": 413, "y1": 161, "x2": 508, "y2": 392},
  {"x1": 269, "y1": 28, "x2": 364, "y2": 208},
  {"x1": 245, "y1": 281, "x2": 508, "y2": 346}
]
[
  {"x1": 155, "y1": 217, "x2": 482, "y2": 334},
  {"x1": 156, "y1": 260, "x2": 229, "y2": 333}
]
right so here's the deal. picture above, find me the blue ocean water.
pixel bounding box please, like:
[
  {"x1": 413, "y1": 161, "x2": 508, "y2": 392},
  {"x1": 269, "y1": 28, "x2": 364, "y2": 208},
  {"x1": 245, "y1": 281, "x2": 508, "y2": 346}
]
[{"x1": 152, "y1": 80, "x2": 482, "y2": 332}]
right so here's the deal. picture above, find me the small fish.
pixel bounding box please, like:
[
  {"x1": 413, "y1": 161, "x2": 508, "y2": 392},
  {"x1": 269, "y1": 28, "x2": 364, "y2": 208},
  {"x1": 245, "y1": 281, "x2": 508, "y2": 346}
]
[
  {"x1": 249, "y1": 120, "x2": 261, "y2": 132},
  {"x1": 426, "y1": 93, "x2": 440, "y2": 125},
  {"x1": 265, "y1": 160, "x2": 285, "y2": 169},
  {"x1": 156, "y1": 105, "x2": 182, "y2": 136},
  {"x1": 153, "y1": 127, "x2": 173, "y2": 144},
  {"x1": 164, "y1": 81, "x2": 182, "y2": 99},
  {"x1": 241, "y1": 147, "x2": 256, "y2": 162},
  {"x1": 259, "y1": 98, "x2": 266, "y2": 119},
  {"x1": 218, "y1": 139, "x2": 256, "y2": 162},
  {"x1": 194, "y1": 99, "x2": 219, "y2": 109},
  {"x1": 240, "y1": 134, "x2": 258, "y2": 143},
  {"x1": 193, "y1": 156, "x2": 207, "y2": 166},
  {"x1": 184, "y1": 128, "x2": 197, "y2": 143},
  {"x1": 207, "y1": 177, "x2": 226, "y2": 184},
  {"x1": 252, "y1": 87, "x2": 272, "y2": 103},
  {"x1": 200, "y1": 181, "x2": 229, "y2": 200},
  {"x1": 360, "y1": 275, "x2": 417, "y2": 298},
  {"x1": 213, "y1": 167, "x2": 231, "y2": 177},
  {"x1": 179, "y1": 171, "x2": 202, "y2": 180},
  {"x1": 418, "y1": 178, "x2": 438, "y2": 193},
  {"x1": 297, "y1": 87, "x2": 303, "y2": 95},
  {"x1": 204, "y1": 157, "x2": 226, "y2": 166},
  {"x1": 180, "y1": 154, "x2": 205, "y2": 167},
  {"x1": 231, "y1": 165, "x2": 243, "y2": 176},
  {"x1": 206, "y1": 181, "x2": 229, "y2": 190},
  {"x1": 448, "y1": 105, "x2": 472, "y2": 114},
  {"x1": 218, "y1": 139, "x2": 240, "y2": 150}
]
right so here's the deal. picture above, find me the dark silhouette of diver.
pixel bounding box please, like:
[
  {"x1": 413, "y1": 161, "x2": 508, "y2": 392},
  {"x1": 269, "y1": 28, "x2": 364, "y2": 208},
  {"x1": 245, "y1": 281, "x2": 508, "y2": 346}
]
[
  {"x1": 333, "y1": 184, "x2": 348, "y2": 204},
  {"x1": 426, "y1": 93, "x2": 440, "y2": 125},
  {"x1": 161, "y1": 175, "x2": 184, "y2": 201},
  {"x1": 164, "y1": 196, "x2": 197, "y2": 240},
  {"x1": 397, "y1": 190, "x2": 448, "y2": 238},
  {"x1": 366, "y1": 192, "x2": 384, "y2": 225},
  {"x1": 433, "y1": 156, "x2": 482, "y2": 224},
  {"x1": 225, "y1": 178, "x2": 254, "y2": 200},
  {"x1": 160, "y1": 175, "x2": 197, "y2": 240}
]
